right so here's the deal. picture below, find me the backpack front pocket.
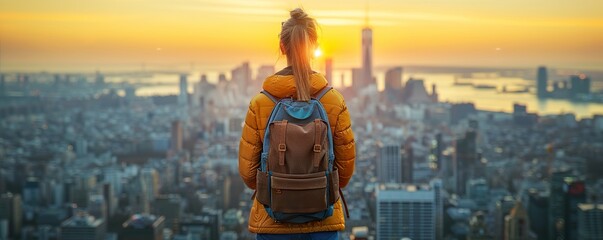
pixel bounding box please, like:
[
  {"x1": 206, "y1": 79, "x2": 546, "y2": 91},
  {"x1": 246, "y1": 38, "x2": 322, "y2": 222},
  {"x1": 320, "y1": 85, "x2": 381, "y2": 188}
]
[
  {"x1": 270, "y1": 173, "x2": 328, "y2": 213},
  {"x1": 255, "y1": 169, "x2": 270, "y2": 205}
]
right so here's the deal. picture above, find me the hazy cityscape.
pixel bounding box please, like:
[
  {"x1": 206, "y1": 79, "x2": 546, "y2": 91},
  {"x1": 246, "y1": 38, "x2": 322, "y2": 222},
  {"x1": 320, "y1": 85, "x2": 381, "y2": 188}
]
[{"x1": 2, "y1": 1, "x2": 603, "y2": 240}]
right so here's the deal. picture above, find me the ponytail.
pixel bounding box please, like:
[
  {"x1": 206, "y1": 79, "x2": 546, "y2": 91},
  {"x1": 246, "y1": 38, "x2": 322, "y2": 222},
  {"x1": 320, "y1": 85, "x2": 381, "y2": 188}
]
[{"x1": 280, "y1": 8, "x2": 317, "y2": 101}]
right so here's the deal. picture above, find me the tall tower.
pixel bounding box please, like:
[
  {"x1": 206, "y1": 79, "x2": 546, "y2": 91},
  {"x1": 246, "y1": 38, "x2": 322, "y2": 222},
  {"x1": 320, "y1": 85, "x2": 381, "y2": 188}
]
[
  {"x1": 537, "y1": 66, "x2": 548, "y2": 98},
  {"x1": 361, "y1": 3, "x2": 373, "y2": 89},
  {"x1": 179, "y1": 74, "x2": 188, "y2": 107}
]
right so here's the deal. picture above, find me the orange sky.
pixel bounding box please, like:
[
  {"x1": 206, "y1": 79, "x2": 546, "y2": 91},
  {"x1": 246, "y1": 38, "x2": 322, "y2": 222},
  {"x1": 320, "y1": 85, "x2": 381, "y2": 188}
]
[{"x1": 1, "y1": 0, "x2": 602, "y2": 72}]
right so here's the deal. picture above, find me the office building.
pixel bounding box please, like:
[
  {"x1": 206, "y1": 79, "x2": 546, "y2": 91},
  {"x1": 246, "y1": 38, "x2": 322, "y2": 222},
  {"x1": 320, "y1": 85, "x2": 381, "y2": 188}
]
[
  {"x1": 141, "y1": 168, "x2": 160, "y2": 202},
  {"x1": 178, "y1": 74, "x2": 188, "y2": 107},
  {"x1": 384, "y1": 67, "x2": 403, "y2": 90},
  {"x1": 60, "y1": 211, "x2": 106, "y2": 240},
  {"x1": 504, "y1": 201, "x2": 532, "y2": 240},
  {"x1": 570, "y1": 74, "x2": 591, "y2": 97},
  {"x1": 495, "y1": 196, "x2": 516, "y2": 240},
  {"x1": 151, "y1": 195, "x2": 182, "y2": 232},
  {"x1": 376, "y1": 184, "x2": 436, "y2": 240},
  {"x1": 120, "y1": 214, "x2": 165, "y2": 240},
  {"x1": 179, "y1": 210, "x2": 220, "y2": 240},
  {"x1": 127, "y1": 177, "x2": 150, "y2": 214},
  {"x1": 377, "y1": 144, "x2": 402, "y2": 183},
  {"x1": 87, "y1": 195, "x2": 107, "y2": 224},
  {"x1": 23, "y1": 178, "x2": 41, "y2": 205},
  {"x1": 102, "y1": 183, "x2": 117, "y2": 218},
  {"x1": 537, "y1": 66, "x2": 548, "y2": 98},
  {"x1": 0, "y1": 193, "x2": 22, "y2": 238},
  {"x1": 231, "y1": 62, "x2": 251, "y2": 88},
  {"x1": 577, "y1": 204, "x2": 603, "y2": 240},
  {"x1": 384, "y1": 66, "x2": 403, "y2": 103},
  {"x1": 403, "y1": 138, "x2": 414, "y2": 183},
  {"x1": 171, "y1": 120, "x2": 183, "y2": 152},
  {"x1": 431, "y1": 179, "x2": 444, "y2": 240},
  {"x1": 467, "y1": 178, "x2": 489, "y2": 208},
  {"x1": 352, "y1": 68, "x2": 364, "y2": 92},
  {"x1": 401, "y1": 78, "x2": 434, "y2": 104},
  {"x1": 454, "y1": 130, "x2": 478, "y2": 195},
  {"x1": 325, "y1": 58, "x2": 333, "y2": 86},
  {"x1": 527, "y1": 190, "x2": 549, "y2": 240},
  {"x1": 549, "y1": 170, "x2": 586, "y2": 240}
]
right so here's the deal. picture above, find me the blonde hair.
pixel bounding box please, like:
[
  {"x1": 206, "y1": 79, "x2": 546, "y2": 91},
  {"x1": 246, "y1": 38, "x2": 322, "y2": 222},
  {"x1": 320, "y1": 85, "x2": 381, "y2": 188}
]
[{"x1": 280, "y1": 8, "x2": 318, "y2": 101}]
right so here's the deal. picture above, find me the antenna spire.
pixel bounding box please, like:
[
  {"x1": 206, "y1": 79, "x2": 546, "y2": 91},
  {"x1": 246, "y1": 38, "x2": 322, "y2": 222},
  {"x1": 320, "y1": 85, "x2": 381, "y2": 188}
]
[{"x1": 364, "y1": 1, "x2": 369, "y2": 27}]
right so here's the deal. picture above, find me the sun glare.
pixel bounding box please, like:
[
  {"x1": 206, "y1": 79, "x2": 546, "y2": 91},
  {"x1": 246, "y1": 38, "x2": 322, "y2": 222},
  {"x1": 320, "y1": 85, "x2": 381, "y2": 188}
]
[{"x1": 314, "y1": 48, "x2": 322, "y2": 58}]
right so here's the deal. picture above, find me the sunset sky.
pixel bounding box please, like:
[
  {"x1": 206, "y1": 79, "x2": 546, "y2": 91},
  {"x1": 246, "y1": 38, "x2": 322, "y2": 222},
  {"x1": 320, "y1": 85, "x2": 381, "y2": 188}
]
[{"x1": 1, "y1": 0, "x2": 602, "y2": 72}]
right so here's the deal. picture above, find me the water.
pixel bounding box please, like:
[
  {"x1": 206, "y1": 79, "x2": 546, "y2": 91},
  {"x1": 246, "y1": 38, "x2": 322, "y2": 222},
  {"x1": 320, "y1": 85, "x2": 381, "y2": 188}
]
[
  {"x1": 111, "y1": 72, "x2": 603, "y2": 119},
  {"x1": 410, "y1": 73, "x2": 603, "y2": 119}
]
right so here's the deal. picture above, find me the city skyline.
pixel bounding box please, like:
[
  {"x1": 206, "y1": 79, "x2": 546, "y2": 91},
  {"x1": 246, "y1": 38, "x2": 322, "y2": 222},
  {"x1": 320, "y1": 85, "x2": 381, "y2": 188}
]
[{"x1": 1, "y1": 0, "x2": 603, "y2": 72}]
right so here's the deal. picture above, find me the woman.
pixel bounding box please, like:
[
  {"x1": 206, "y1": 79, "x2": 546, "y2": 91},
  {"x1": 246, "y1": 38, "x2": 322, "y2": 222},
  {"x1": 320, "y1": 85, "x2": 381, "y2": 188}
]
[{"x1": 238, "y1": 8, "x2": 356, "y2": 240}]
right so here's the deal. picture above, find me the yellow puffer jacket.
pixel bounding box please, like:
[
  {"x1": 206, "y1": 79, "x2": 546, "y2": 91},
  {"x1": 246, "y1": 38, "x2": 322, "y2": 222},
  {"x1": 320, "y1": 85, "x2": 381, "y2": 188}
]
[{"x1": 238, "y1": 67, "x2": 356, "y2": 234}]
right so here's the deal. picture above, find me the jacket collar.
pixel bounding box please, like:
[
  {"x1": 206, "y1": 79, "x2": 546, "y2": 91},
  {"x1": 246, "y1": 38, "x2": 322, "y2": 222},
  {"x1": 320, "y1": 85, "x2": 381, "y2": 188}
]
[{"x1": 262, "y1": 67, "x2": 328, "y2": 99}]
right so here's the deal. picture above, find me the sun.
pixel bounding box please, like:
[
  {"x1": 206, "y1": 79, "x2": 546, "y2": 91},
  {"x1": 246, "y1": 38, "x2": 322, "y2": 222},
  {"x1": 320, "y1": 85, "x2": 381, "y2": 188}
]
[{"x1": 314, "y1": 48, "x2": 322, "y2": 58}]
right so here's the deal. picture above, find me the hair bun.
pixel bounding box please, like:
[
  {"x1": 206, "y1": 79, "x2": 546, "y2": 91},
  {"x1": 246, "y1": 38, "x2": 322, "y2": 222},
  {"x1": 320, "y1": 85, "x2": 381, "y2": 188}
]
[{"x1": 290, "y1": 8, "x2": 308, "y2": 20}]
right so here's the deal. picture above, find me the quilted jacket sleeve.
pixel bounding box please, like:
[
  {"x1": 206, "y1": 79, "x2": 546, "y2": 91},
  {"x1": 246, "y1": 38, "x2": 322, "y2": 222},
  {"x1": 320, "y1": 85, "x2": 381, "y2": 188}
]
[
  {"x1": 238, "y1": 100, "x2": 262, "y2": 190},
  {"x1": 333, "y1": 99, "x2": 355, "y2": 188}
]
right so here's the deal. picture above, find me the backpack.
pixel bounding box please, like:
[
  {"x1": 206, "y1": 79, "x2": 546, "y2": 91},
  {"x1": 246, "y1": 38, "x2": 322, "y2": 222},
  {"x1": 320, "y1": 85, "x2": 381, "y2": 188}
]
[{"x1": 254, "y1": 86, "x2": 346, "y2": 223}]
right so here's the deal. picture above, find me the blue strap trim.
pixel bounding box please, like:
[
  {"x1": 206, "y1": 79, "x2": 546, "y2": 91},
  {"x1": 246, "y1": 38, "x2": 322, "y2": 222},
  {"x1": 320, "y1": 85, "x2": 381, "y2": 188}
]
[
  {"x1": 313, "y1": 100, "x2": 336, "y2": 169},
  {"x1": 261, "y1": 90, "x2": 279, "y2": 104},
  {"x1": 314, "y1": 86, "x2": 333, "y2": 100}
]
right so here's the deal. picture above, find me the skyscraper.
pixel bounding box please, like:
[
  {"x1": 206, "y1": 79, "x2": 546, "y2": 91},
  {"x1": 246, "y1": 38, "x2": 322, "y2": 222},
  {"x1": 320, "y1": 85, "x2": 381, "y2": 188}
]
[
  {"x1": 454, "y1": 130, "x2": 478, "y2": 195},
  {"x1": 141, "y1": 168, "x2": 160, "y2": 203},
  {"x1": 376, "y1": 184, "x2": 436, "y2": 240},
  {"x1": 325, "y1": 58, "x2": 333, "y2": 86},
  {"x1": 384, "y1": 67, "x2": 403, "y2": 90},
  {"x1": 60, "y1": 211, "x2": 106, "y2": 240},
  {"x1": 549, "y1": 170, "x2": 586, "y2": 240},
  {"x1": 0, "y1": 193, "x2": 22, "y2": 238},
  {"x1": 361, "y1": 26, "x2": 373, "y2": 89},
  {"x1": 352, "y1": 67, "x2": 364, "y2": 92},
  {"x1": 403, "y1": 138, "x2": 415, "y2": 183},
  {"x1": 151, "y1": 194, "x2": 182, "y2": 233},
  {"x1": 495, "y1": 196, "x2": 516, "y2": 240},
  {"x1": 577, "y1": 204, "x2": 603, "y2": 240},
  {"x1": 171, "y1": 120, "x2": 183, "y2": 153},
  {"x1": 431, "y1": 179, "x2": 444, "y2": 240},
  {"x1": 527, "y1": 190, "x2": 549, "y2": 240},
  {"x1": 178, "y1": 74, "x2": 188, "y2": 107},
  {"x1": 384, "y1": 67, "x2": 403, "y2": 103},
  {"x1": 466, "y1": 178, "x2": 489, "y2": 208},
  {"x1": 377, "y1": 144, "x2": 402, "y2": 183},
  {"x1": 231, "y1": 62, "x2": 251, "y2": 88},
  {"x1": 504, "y1": 201, "x2": 532, "y2": 240},
  {"x1": 537, "y1": 66, "x2": 548, "y2": 98}
]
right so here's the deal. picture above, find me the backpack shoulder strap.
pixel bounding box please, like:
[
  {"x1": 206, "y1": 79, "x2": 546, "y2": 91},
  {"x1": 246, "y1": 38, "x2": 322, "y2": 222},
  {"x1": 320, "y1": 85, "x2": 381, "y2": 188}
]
[
  {"x1": 313, "y1": 86, "x2": 333, "y2": 100},
  {"x1": 260, "y1": 90, "x2": 279, "y2": 103}
]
